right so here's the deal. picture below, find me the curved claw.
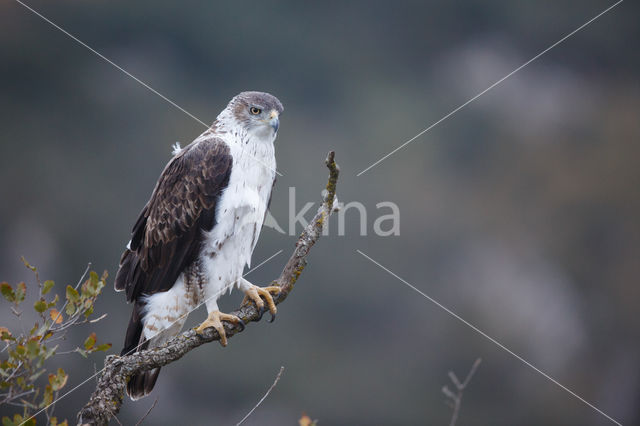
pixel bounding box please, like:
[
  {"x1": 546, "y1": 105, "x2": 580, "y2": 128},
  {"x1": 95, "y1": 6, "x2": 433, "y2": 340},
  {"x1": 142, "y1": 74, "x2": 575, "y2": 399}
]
[
  {"x1": 255, "y1": 305, "x2": 266, "y2": 321},
  {"x1": 236, "y1": 317, "x2": 246, "y2": 332},
  {"x1": 243, "y1": 285, "x2": 280, "y2": 321},
  {"x1": 252, "y1": 304, "x2": 276, "y2": 323}
]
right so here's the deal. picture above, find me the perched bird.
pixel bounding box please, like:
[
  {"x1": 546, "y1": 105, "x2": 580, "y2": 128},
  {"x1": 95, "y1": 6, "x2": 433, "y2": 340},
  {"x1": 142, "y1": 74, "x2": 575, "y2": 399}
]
[{"x1": 114, "y1": 91, "x2": 283, "y2": 400}]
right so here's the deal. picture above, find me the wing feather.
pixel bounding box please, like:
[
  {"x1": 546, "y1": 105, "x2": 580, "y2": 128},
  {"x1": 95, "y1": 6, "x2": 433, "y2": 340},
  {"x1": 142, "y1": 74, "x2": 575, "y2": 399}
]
[{"x1": 114, "y1": 138, "x2": 232, "y2": 302}]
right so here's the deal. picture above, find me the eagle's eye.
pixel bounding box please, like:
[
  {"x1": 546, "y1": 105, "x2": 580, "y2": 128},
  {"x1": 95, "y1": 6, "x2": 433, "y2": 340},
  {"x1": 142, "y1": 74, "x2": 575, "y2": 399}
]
[{"x1": 249, "y1": 107, "x2": 262, "y2": 115}]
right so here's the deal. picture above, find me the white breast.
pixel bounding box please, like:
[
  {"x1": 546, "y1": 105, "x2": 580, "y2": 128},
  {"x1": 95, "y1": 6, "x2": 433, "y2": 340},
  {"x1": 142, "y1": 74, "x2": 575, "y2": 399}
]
[
  {"x1": 141, "y1": 115, "x2": 278, "y2": 345},
  {"x1": 200, "y1": 132, "x2": 276, "y2": 303}
]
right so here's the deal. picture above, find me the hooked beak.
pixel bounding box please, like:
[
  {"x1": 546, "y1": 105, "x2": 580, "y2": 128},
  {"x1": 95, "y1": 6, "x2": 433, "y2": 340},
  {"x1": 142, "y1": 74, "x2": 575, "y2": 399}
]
[{"x1": 269, "y1": 110, "x2": 279, "y2": 133}]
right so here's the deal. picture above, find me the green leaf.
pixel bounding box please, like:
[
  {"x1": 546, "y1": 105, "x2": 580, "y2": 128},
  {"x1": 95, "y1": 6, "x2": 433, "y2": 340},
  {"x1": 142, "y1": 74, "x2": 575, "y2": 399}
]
[
  {"x1": 0, "y1": 327, "x2": 12, "y2": 342},
  {"x1": 33, "y1": 298, "x2": 47, "y2": 313},
  {"x1": 2, "y1": 415, "x2": 18, "y2": 426},
  {"x1": 82, "y1": 271, "x2": 104, "y2": 298},
  {"x1": 66, "y1": 285, "x2": 80, "y2": 303},
  {"x1": 14, "y1": 345, "x2": 26, "y2": 357},
  {"x1": 50, "y1": 418, "x2": 67, "y2": 426},
  {"x1": 84, "y1": 333, "x2": 96, "y2": 350},
  {"x1": 94, "y1": 343, "x2": 112, "y2": 352},
  {"x1": 84, "y1": 305, "x2": 94, "y2": 318},
  {"x1": 15, "y1": 376, "x2": 25, "y2": 388},
  {"x1": 43, "y1": 280, "x2": 55, "y2": 295},
  {"x1": 4, "y1": 414, "x2": 34, "y2": 426},
  {"x1": 49, "y1": 367, "x2": 68, "y2": 391},
  {"x1": 14, "y1": 282, "x2": 26, "y2": 304},
  {"x1": 65, "y1": 302, "x2": 76, "y2": 316},
  {"x1": 26, "y1": 340, "x2": 40, "y2": 360},
  {"x1": 50, "y1": 418, "x2": 69, "y2": 426},
  {"x1": 0, "y1": 283, "x2": 15, "y2": 303},
  {"x1": 42, "y1": 384, "x2": 53, "y2": 407},
  {"x1": 96, "y1": 285, "x2": 105, "y2": 298}
]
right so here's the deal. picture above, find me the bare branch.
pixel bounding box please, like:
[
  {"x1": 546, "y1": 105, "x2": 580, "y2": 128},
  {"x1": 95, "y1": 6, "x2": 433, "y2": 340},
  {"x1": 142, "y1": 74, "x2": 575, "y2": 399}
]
[
  {"x1": 461, "y1": 358, "x2": 482, "y2": 388},
  {"x1": 448, "y1": 371, "x2": 462, "y2": 389},
  {"x1": 134, "y1": 398, "x2": 158, "y2": 426},
  {"x1": 77, "y1": 152, "x2": 340, "y2": 426},
  {"x1": 236, "y1": 366, "x2": 285, "y2": 426},
  {"x1": 442, "y1": 358, "x2": 481, "y2": 426}
]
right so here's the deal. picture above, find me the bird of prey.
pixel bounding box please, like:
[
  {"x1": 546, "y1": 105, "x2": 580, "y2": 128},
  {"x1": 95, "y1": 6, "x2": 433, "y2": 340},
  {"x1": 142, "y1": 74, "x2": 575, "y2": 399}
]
[{"x1": 114, "y1": 91, "x2": 283, "y2": 400}]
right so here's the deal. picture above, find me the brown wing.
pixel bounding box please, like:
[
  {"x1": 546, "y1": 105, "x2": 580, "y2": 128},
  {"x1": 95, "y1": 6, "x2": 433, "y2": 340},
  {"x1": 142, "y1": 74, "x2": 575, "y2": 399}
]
[{"x1": 114, "y1": 138, "x2": 232, "y2": 303}]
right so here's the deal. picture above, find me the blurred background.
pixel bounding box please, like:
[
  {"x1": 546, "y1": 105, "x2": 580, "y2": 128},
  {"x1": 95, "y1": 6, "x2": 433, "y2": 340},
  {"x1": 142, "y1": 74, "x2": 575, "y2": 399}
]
[{"x1": 1, "y1": 0, "x2": 638, "y2": 424}]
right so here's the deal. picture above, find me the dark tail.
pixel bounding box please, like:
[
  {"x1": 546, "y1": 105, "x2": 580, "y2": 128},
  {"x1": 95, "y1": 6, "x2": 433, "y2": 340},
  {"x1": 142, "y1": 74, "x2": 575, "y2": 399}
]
[
  {"x1": 127, "y1": 368, "x2": 160, "y2": 401},
  {"x1": 122, "y1": 300, "x2": 161, "y2": 400}
]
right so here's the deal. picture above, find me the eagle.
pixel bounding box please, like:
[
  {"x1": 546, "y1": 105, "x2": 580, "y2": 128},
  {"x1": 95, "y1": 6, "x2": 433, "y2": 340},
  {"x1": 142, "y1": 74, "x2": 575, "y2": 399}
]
[{"x1": 114, "y1": 91, "x2": 283, "y2": 400}]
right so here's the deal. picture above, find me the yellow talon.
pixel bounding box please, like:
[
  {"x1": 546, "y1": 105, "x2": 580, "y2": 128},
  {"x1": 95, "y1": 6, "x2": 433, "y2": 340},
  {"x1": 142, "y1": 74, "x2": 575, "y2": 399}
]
[
  {"x1": 195, "y1": 310, "x2": 242, "y2": 346},
  {"x1": 242, "y1": 285, "x2": 281, "y2": 318}
]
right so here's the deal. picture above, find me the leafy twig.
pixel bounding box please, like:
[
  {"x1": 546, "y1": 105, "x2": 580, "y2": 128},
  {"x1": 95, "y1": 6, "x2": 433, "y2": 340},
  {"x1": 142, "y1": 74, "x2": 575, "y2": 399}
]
[{"x1": 0, "y1": 262, "x2": 110, "y2": 425}]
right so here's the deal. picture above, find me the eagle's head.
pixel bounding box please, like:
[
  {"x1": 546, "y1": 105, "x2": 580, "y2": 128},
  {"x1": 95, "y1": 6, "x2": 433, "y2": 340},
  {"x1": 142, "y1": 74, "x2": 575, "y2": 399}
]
[{"x1": 220, "y1": 91, "x2": 284, "y2": 141}]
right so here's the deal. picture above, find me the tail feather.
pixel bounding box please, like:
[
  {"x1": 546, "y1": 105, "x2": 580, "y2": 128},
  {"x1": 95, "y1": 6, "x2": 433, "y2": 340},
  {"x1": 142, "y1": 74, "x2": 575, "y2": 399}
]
[
  {"x1": 122, "y1": 301, "x2": 162, "y2": 400},
  {"x1": 127, "y1": 368, "x2": 161, "y2": 401},
  {"x1": 122, "y1": 301, "x2": 145, "y2": 356}
]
